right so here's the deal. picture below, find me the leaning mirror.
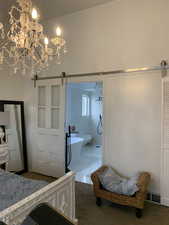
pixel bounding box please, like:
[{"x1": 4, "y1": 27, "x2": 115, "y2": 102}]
[{"x1": 0, "y1": 100, "x2": 28, "y2": 173}]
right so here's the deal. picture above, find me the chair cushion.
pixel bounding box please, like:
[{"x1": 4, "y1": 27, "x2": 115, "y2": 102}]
[{"x1": 98, "y1": 167, "x2": 139, "y2": 196}]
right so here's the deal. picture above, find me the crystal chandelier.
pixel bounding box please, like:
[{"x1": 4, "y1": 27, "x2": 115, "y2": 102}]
[{"x1": 0, "y1": 0, "x2": 67, "y2": 76}]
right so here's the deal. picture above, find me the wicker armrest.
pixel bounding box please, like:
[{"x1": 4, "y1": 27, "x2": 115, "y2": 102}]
[
  {"x1": 136, "y1": 172, "x2": 151, "y2": 200},
  {"x1": 91, "y1": 165, "x2": 108, "y2": 189},
  {"x1": 91, "y1": 166, "x2": 151, "y2": 214}
]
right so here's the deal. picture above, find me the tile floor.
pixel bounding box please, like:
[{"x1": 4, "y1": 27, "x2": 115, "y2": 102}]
[{"x1": 69, "y1": 144, "x2": 102, "y2": 184}]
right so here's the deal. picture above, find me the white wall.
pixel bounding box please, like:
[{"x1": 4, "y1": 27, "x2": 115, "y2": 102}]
[
  {"x1": 25, "y1": 0, "x2": 165, "y2": 193},
  {"x1": 43, "y1": 0, "x2": 169, "y2": 75},
  {"x1": 0, "y1": 68, "x2": 25, "y2": 101}
]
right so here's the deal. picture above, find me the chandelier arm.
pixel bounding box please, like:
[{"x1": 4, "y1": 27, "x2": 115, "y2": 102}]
[
  {"x1": 10, "y1": 5, "x2": 21, "y2": 13},
  {"x1": 31, "y1": 54, "x2": 44, "y2": 67},
  {"x1": 9, "y1": 6, "x2": 22, "y2": 17},
  {"x1": 34, "y1": 48, "x2": 44, "y2": 63},
  {"x1": 0, "y1": 41, "x2": 9, "y2": 49},
  {"x1": 9, "y1": 6, "x2": 22, "y2": 24},
  {"x1": 18, "y1": 49, "x2": 30, "y2": 60},
  {"x1": 6, "y1": 49, "x2": 29, "y2": 66},
  {"x1": 29, "y1": 40, "x2": 46, "y2": 64}
]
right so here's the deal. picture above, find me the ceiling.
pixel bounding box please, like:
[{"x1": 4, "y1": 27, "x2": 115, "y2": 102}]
[{"x1": 0, "y1": 0, "x2": 113, "y2": 22}]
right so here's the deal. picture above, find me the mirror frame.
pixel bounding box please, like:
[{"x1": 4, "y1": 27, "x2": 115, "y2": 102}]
[{"x1": 0, "y1": 100, "x2": 28, "y2": 174}]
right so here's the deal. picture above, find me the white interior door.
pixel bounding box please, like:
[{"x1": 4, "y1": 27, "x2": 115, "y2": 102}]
[{"x1": 33, "y1": 79, "x2": 65, "y2": 177}]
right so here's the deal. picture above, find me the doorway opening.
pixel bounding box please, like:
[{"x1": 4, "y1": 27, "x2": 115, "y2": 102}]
[{"x1": 65, "y1": 82, "x2": 103, "y2": 184}]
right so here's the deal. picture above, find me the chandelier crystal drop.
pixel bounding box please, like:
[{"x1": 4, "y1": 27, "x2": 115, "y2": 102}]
[{"x1": 0, "y1": 0, "x2": 67, "y2": 76}]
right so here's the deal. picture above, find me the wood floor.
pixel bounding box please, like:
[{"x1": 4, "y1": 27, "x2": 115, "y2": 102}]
[
  {"x1": 22, "y1": 172, "x2": 169, "y2": 225},
  {"x1": 22, "y1": 172, "x2": 56, "y2": 183}
]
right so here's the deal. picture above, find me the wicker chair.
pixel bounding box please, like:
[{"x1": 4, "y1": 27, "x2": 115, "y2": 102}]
[{"x1": 91, "y1": 166, "x2": 151, "y2": 218}]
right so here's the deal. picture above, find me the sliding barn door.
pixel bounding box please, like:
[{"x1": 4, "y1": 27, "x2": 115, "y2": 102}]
[
  {"x1": 33, "y1": 80, "x2": 65, "y2": 177},
  {"x1": 161, "y1": 77, "x2": 169, "y2": 206}
]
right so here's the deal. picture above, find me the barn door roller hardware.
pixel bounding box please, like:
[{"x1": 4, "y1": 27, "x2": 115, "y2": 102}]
[{"x1": 32, "y1": 60, "x2": 168, "y2": 87}]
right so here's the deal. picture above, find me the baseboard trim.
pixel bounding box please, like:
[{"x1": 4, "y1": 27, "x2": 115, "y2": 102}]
[
  {"x1": 160, "y1": 197, "x2": 169, "y2": 206},
  {"x1": 147, "y1": 193, "x2": 161, "y2": 204}
]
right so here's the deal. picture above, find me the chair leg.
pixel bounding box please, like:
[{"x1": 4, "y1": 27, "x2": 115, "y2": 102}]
[
  {"x1": 136, "y1": 208, "x2": 142, "y2": 218},
  {"x1": 96, "y1": 197, "x2": 102, "y2": 206}
]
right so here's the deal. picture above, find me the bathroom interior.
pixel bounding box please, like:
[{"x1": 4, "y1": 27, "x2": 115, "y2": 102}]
[{"x1": 66, "y1": 82, "x2": 103, "y2": 184}]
